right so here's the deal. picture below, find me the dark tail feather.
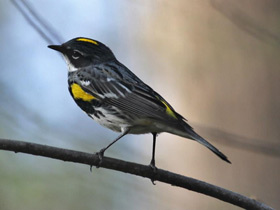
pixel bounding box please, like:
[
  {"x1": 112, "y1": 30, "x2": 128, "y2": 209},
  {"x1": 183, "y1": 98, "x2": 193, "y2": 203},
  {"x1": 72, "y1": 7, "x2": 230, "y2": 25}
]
[
  {"x1": 192, "y1": 131, "x2": 231, "y2": 163},
  {"x1": 179, "y1": 124, "x2": 231, "y2": 163}
]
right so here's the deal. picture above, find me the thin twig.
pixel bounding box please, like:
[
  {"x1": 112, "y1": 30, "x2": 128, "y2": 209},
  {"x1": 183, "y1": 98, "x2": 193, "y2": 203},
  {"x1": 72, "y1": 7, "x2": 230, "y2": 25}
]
[
  {"x1": 0, "y1": 139, "x2": 273, "y2": 210},
  {"x1": 11, "y1": 0, "x2": 63, "y2": 44},
  {"x1": 20, "y1": 0, "x2": 63, "y2": 43}
]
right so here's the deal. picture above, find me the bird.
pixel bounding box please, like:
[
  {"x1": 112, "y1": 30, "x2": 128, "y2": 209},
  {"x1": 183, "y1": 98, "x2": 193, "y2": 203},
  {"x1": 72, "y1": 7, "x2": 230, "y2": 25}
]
[{"x1": 48, "y1": 37, "x2": 231, "y2": 169}]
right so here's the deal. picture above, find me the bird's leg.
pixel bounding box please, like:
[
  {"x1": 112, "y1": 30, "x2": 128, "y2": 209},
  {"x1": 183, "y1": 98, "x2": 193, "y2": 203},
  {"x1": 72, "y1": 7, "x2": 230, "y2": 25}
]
[
  {"x1": 149, "y1": 133, "x2": 158, "y2": 184},
  {"x1": 95, "y1": 128, "x2": 129, "y2": 168},
  {"x1": 149, "y1": 133, "x2": 158, "y2": 170}
]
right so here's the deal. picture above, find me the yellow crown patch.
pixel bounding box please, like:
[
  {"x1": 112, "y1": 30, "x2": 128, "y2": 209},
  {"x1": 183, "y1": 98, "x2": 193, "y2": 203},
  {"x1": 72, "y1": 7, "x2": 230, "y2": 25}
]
[{"x1": 76, "y1": 38, "x2": 98, "y2": 45}]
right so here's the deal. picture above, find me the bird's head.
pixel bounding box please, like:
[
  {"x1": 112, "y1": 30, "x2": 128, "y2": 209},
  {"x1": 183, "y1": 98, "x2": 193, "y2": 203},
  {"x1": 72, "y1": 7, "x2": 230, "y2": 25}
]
[{"x1": 48, "y1": 37, "x2": 115, "y2": 71}]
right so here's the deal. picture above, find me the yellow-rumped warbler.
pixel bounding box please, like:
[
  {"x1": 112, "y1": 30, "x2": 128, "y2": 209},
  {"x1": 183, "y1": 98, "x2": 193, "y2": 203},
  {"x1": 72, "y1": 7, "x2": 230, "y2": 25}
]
[{"x1": 48, "y1": 37, "x2": 230, "y2": 168}]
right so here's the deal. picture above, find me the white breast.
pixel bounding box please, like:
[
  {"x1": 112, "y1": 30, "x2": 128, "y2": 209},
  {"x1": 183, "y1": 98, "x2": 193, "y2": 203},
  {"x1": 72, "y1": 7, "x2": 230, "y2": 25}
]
[{"x1": 89, "y1": 107, "x2": 129, "y2": 132}]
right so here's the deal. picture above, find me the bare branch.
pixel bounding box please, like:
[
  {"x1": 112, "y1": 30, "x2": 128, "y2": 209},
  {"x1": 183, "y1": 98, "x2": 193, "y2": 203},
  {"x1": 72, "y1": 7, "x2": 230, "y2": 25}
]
[{"x1": 0, "y1": 139, "x2": 273, "y2": 210}]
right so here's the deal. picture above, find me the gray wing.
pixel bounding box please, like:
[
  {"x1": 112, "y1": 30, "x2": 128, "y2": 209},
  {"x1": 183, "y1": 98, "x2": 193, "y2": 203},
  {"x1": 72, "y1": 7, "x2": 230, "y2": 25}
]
[{"x1": 74, "y1": 65, "x2": 182, "y2": 123}]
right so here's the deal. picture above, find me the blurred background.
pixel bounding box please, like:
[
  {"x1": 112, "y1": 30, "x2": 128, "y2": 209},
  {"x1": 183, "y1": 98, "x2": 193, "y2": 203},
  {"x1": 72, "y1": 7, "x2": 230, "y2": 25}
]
[{"x1": 0, "y1": 0, "x2": 279, "y2": 209}]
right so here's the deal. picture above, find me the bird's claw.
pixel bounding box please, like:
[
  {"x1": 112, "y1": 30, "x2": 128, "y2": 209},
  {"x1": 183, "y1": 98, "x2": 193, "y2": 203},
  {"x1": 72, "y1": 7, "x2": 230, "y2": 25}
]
[
  {"x1": 149, "y1": 161, "x2": 158, "y2": 185},
  {"x1": 149, "y1": 163, "x2": 157, "y2": 173},
  {"x1": 95, "y1": 149, "x2": 105, "y2": 168}
]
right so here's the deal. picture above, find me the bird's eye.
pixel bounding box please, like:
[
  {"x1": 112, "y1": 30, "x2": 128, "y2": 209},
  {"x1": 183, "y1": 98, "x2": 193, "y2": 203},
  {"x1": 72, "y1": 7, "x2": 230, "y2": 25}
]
[{"x1": 72, "y1": 51, "x2": 81, "y2": 60}]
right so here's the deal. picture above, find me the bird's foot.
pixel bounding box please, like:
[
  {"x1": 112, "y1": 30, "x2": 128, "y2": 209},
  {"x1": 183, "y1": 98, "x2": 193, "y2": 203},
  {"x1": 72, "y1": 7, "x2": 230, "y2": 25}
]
[
  {"x1": 94, "y1": 148, "x2": 105, "y2": 168},
  {"x1": 149, "y1": 160, "x2": 158, "y2": 185}
]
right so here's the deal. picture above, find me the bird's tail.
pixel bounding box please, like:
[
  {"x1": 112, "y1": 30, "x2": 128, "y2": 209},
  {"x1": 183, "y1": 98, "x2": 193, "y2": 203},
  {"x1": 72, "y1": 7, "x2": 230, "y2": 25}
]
[{"x1": 167, "y1": 122, "x2": 231, "y2": 163}]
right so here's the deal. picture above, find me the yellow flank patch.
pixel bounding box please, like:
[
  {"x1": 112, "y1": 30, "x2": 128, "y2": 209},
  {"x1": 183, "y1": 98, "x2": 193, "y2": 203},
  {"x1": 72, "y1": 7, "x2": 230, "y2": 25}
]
[
  {"x1": 71, "y1": 83, "x2": 95, "y2": 101},
  {"x1": 160, "y1": 100, "x2": 177, "y2": 119},
  {"x1": 76, "y1": 38, "x2": 98, "y2": 45}
]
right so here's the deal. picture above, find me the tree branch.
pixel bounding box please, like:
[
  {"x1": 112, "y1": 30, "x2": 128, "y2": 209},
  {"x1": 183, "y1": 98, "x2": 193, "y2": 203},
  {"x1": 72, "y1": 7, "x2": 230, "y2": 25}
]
[{"x1": 0, "y1": 139, "x2": 273, "y2": 210}]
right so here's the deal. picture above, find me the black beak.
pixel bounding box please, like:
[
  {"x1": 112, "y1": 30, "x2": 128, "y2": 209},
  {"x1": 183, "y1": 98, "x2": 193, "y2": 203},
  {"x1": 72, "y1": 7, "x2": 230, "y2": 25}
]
[{"x1": 48, "y1": 44, "x2": 65, "y2": 53}]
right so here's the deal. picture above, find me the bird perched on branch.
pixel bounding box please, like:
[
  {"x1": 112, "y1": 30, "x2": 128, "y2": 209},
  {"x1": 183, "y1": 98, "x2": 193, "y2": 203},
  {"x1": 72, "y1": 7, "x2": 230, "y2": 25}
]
[{"x1": 48, "y1": 37, "x2": 231, "y2": 170}]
